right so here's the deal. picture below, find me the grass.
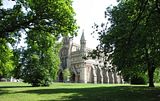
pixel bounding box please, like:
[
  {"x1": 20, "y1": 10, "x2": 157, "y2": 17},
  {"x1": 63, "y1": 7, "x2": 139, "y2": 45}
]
[{"x1": 0, "y1": 82, "x2": 160, "y2": 101}]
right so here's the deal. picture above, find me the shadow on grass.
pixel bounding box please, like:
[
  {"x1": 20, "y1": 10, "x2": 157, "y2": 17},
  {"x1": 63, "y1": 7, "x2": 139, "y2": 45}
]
[
  {"x1": 16, "y1": 86, "x2": 160, "y2": 101},
  {"x1": 0, "y1": 85, "x2": 32, "y2": 95},
  {"x1": 0, "y1": 86, "x2": 32, "y2": 88},
  {"x1": 0, "y1": 85, "x2": 160, "y2": 101}
]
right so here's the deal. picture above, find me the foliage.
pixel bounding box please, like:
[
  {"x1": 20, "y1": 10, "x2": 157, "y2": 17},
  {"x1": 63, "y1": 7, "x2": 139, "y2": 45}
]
[
  {"x1": 130, "y1": 74, "x2": 148, "y2": 85},
  {"x1": 154, "y1": 68, "x2": 160, "y2": 83},
  {"x1": 0, "y1": 0, "x2": 77, "y2": 39},
  {"x1": 92, "y1": 0, "x2": 160, "y2": 87},
  {"x1": 63, "y1": 68, "x2": 71, "y2": 82},
  {"x1": 0, "y1": 0, "x2": 77, "y2": 85},
  {"x1": 12, "y1": 48, "x2": 23, "y2": 79},
  {"x1": 21, "y1": 30, "x2": 61, "y2": 86},
  {"x1": 0, "y1": 38, "x2": 14, "y2": 79}
]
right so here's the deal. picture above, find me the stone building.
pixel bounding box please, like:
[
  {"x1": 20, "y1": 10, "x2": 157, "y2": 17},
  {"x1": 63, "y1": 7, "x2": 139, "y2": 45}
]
[{"x1": 58, "y1": 31, "x2": 123, "y2": 84}]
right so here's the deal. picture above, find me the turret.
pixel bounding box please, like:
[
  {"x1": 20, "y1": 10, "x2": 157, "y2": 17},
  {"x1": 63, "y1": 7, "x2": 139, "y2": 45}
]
[
  {"x1": 80, "y1": 30, "x2": 86, "y2": 52},
  {"x1": 63, "y1": 37, "x2": 70, "y2": 47},
  {"x1": 80, "y1": 30, "x2": 87, "y2": 83},
  {"x1": 60, "y1": 36, "x2": 73, "y2": 70}
]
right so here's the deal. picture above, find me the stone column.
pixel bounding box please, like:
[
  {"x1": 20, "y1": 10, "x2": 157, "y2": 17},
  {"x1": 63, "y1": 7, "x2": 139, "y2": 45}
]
[
  {"x1": 108, "y1": 71, "x2": 113, "y2": 83},
  {"x1": 80, "y1": 63, "x2": 87, "y2": 83},
  {"x1": 120, "y1": 75, "x2": 124, "y2": 84},
  {"x1": 99, "y1": 66, "x2": 103, "y2": 84},
  {"x1": 92, "y1": 64, "x2": 97, "y2": 84},
  {"x1": 117, "y1": 74, "x2": 121, "y2": 84},
  {"x1": 114, "y1": 72, "x2": 118, "y2": 84},
  {"x1": 112, "y1": 71, "x2": 115, "y2": 84},
  {"x1": 106, "y1": 70, "x2": 109, "y2": 84}
]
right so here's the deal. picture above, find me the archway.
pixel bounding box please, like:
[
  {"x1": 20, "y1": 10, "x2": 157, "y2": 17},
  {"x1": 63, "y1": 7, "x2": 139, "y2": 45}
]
[
  {"x1": 71, "y1": 73, "x2": 76, "y2": 83},
  {"x1": 58, "y1": 71, "x2": 63, "y2": 82}
]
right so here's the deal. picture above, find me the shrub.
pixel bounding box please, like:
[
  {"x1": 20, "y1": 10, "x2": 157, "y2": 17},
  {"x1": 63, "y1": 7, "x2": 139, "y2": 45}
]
[
  {"x1": 63, "y1": 68, "x2": 71, "y2": 82},
  {"x1": 154, "y1": 68, "x2": 160, "y2": 83},
  {"x1": 131, "y1": 74, "x2": 147, "y2": 85}
]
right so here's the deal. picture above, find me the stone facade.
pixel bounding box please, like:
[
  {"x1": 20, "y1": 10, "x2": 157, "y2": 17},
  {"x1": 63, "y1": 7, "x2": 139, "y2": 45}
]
[{"x1": 58, "y1": 31, "x2": 124, "y2": 84}]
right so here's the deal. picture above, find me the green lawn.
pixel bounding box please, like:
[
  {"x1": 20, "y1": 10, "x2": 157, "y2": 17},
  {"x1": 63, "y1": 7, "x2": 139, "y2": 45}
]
[{"x1": 0, "y1": 82, "x2": 160, "y2": 101}]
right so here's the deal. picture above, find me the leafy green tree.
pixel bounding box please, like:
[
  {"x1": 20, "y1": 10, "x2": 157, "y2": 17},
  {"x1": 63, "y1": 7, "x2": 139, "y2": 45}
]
[
  {"x1": 21, "y1": 29, "x2": 61, "y2": 86},
  {"x1": 0, "y1": 0, "x2": 77, "y2": 85},
  {"x1": 0, "y1": 38, "x2": 14, "y2": 79},
  {"x1": 154, "y1": 68, "x2": 160, "y2": 83},
  {"x1": 93, "y1": 0, "x2": 160, "y2": 87},
  {"x1": 0, "y1": 0, "x2": 77, "y2": 39}
]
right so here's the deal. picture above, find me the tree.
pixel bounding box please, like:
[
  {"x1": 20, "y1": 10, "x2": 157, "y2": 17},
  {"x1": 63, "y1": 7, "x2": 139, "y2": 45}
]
[
  {"x1": 0, "y1": 0, "x2": 77, "y2": 85},
  {"x1": 21, "y1": 29, "x2": 61, "y2": 86},
  {"x1": 0, "y1": 0, "x2": 77, "y2": 39},
  {"x1": 93, "y1": 0, "x2": 160, "y2": 87},
  {"x1": 0, "y1": 38, "x2": 14, "y2": 80},
  {"x1": 63, "y1": 68, "x2": 71, "y2": 82}
]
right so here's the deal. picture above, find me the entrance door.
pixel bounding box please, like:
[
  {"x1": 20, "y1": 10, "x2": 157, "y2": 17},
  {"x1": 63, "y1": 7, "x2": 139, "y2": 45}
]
[
  {"x1": 59, "y1": 71, "x2": 63, "y2": 82},
  {"x1": 71, "y1": 73, "x2": 75, "y2": 83}
]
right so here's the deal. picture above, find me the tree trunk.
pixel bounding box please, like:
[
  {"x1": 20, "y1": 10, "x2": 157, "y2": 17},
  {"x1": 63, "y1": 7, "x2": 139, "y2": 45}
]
[
  {"x1": 0, "y1": 75, "x2": 2, "y2": 81},
  {"x1": 145, "y1": 48, "x2": 155, "y2": 87},
  {"x1": 148, "y1": 65, "x2": 155, "y2": 87}
]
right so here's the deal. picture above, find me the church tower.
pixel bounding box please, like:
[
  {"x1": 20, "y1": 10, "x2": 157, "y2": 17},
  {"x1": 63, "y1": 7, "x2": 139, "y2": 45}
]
[
  {"x1": 80, "y1": 30, "x2": 86, "y2": 52},
  {"x1": 63, "y1": 37, "x2": 70, "y2": 48},
  {"x1": 60, "y1": 37, "x2": 72, "y2": 70},
  {"x1": 80, "y1": 30, "x2": 87, "y2": 83}
]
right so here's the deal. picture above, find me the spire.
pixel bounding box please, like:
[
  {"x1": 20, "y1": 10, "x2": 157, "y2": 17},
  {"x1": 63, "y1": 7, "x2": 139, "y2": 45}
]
[
  {"x1": 80, "y1": 30, "x2": 86, "y2": 42},
  {"x1": 80, "y1": 30, "x2": 86, "y2": 52}
]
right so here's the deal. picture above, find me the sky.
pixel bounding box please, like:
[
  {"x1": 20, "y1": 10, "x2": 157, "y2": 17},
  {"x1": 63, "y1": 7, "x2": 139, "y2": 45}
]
[
  {"x1": 2, "y1": 0, "x2": 118, "y2": 49},
  {"x1": 2, "y1": 0, "x2": 15, "y2": 8},
  {"x1": 72, "y1": 0, "x2": 118, "y2": 49}
]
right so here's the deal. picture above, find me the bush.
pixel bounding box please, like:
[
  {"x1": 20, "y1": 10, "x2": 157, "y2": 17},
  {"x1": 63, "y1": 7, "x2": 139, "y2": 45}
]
[
  {"x1": 154, "y1": 68, "x2": 160, "y2": 83},
  {"x1": 131, "y1": 74, "x2": 147, "y2": 85},
  {"x1": 63, "y1": 68, "x2": 71, "y2": 82}
]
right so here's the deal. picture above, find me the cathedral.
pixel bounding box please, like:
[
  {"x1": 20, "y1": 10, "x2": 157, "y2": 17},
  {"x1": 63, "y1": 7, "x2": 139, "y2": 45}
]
[{"x1": 58, "y1": 31, "x2": 124, "y2": 84}]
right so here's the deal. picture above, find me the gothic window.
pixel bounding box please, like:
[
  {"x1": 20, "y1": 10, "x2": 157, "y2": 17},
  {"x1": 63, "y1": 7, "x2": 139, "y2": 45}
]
[{"x1": 64, "y1": 57, "x2": 67, "y2": 67}]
